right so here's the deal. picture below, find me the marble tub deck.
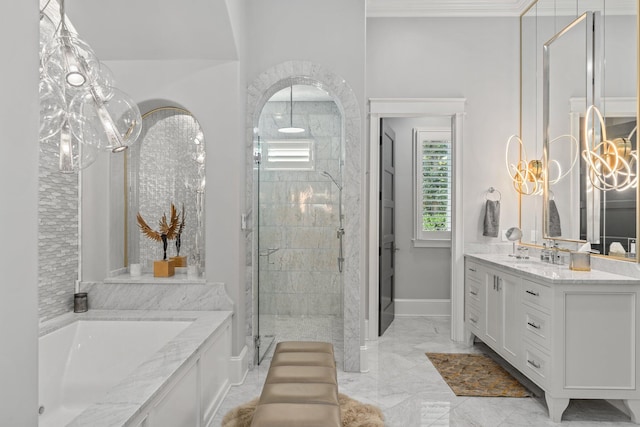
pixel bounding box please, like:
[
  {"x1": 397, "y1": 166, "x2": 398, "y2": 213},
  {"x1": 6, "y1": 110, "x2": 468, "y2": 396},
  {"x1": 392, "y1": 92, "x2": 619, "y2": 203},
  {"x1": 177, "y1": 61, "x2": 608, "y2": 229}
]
[
  {"x1": 213, "y1": 316, "x2": 636, "y2": 426},
  {"x1": 39, "y1": 309, "x2": 232, "y2": 427}
]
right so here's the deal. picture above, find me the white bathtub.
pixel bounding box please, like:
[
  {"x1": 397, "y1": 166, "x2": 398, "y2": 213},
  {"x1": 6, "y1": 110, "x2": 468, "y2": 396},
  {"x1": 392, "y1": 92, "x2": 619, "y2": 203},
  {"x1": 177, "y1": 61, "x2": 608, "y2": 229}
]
[{"x1": 38, "y1": 310, "x2": 232, "y2": 427}]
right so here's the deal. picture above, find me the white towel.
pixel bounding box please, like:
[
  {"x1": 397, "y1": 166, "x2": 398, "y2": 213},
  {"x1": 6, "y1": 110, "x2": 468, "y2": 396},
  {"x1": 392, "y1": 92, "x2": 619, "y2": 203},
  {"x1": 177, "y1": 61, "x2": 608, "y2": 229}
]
[{"x1": 483, "y1": 200, "x2": 500, "y2": 237}]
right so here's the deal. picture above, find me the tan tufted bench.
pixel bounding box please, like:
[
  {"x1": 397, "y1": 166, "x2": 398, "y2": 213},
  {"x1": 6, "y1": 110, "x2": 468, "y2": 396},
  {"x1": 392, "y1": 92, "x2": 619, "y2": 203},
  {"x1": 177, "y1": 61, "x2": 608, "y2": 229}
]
[{"x1": 250, "y1": 341, "x2": 341, "y2": 427}]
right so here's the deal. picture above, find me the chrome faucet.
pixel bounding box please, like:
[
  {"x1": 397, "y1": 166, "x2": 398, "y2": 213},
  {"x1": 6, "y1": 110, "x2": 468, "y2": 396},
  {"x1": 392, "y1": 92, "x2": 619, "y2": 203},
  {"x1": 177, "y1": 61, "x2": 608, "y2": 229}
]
[
  {"x1": 540, "y1": 240, "x2": 562, "y2": 264},
  {"x1": 540, "y1": 239, "x2": 562, "y2": 264},
  {"x1": 540, "y1": 242, "x2": 551, "y2": 263},
  {"x1": 551, "y1": 241, "x2": 564, "y2": 264}
]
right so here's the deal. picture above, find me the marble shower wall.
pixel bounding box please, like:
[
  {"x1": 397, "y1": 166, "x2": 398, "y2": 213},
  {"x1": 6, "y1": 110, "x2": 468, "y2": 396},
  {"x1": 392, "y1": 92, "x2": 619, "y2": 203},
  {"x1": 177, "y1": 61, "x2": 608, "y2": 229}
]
[
  {"x1": 257, "y1": 100, "x2": 343, "y2": 316},
  {"x1": 245, "y1": 61, "x2": 362, "y2": 372}
]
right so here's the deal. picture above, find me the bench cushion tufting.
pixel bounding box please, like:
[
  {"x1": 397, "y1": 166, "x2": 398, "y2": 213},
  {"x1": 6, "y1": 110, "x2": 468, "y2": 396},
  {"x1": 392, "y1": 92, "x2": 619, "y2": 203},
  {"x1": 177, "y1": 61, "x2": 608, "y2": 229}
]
[
  {"x1": 274, "y1": 341, "x2": 335, "y2": 355},
  {"x1": 258, "y1": 382, "x2": 338, "y2": 405},
  {"x1": 265, "y1": 365, "x2": 337, "y2": 385},
  {"x1": 250, "y1": 341, "x2": 340, "y2": 427},
  {"x1": 270, "y1": 351, "x2": 336, "y2": 368},
  {"x1": 251, "y1": 403, "x2": 341, "y2": 427}
]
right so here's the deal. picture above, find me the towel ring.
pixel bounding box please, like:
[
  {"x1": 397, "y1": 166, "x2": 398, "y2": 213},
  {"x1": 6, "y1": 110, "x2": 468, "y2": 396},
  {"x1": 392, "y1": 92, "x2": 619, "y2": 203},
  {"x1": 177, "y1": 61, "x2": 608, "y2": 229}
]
[{"x1": 486, "y1": 187, "x2": 501, "y2": 202}]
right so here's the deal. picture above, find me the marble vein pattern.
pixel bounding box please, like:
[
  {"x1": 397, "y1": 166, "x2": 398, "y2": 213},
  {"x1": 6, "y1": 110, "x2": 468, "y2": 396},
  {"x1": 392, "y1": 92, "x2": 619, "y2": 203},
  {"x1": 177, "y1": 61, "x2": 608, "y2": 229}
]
[
  {"x1": 212, "y1": 316, "x2": 636, "y2": 426},
  {"x1": 84, "y1": 281, "x2": 233, "y2": 311},
  {"x1": 40, "y1": 310, "x2": 232, "y2": 427}
]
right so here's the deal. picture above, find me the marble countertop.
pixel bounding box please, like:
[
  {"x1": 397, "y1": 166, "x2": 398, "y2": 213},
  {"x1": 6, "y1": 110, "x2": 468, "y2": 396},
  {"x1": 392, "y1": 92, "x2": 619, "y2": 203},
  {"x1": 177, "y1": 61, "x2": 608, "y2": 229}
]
[
  {"x1": 466, "y1": 253, "x2": 640, "y2": 285},
  {"x1": 104, "y1": 271, "x2": 206, "y2": 284},
  {"x1": 40, "y1": 310, "x2": 232, "y2": 427}
]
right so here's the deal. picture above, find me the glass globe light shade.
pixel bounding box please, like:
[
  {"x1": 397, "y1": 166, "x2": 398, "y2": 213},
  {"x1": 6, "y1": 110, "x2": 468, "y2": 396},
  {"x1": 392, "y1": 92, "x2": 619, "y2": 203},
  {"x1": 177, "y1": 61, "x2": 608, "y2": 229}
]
[
  {"x1": 40, "y1": 118, "x2": 99, "y2": 173},
  {"x1": 39, "y1": 77, "x2": 66, "y2": 142},
  {"x1": 39, "y1": 12, "x2": 57, "y2": 59},
  {"x1": 41, "y1": 33, "x2": 102, "y2": 92},
  {"x1": 68, "y1": 86, "x2": 142, "y2": 153},
  {"x1": 91, "y1": 63, "x2": 116, "y2": 100}
]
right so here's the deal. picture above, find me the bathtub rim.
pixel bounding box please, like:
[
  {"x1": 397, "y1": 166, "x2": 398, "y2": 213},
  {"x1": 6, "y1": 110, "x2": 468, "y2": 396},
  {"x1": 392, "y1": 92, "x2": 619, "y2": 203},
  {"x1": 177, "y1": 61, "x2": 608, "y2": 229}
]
[{"x1": 39, "y1": 309, "x2": 233, "y2": 427}]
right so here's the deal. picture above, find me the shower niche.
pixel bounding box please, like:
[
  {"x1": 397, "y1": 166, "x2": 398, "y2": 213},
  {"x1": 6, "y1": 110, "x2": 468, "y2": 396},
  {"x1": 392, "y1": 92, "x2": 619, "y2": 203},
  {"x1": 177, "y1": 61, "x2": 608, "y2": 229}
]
[{"x1": 254, "y1": 82, "x2": 345, "y2": 362}]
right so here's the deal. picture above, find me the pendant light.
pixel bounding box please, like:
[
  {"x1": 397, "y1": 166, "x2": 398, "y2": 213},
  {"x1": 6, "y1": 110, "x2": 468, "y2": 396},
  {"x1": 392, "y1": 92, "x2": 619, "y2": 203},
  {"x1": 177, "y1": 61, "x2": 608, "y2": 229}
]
[
  {"x1": 278, "y1": 84, "x2": 305, "y2": 134},
  {"x1": 39, "y1": 0, "x2": 142, "y2": 173}
]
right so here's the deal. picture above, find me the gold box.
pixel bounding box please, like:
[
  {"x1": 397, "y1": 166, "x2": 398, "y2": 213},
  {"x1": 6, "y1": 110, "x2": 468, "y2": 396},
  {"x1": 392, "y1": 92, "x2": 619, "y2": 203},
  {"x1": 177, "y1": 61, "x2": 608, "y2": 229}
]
[
  {"x1": 170, "y1": 256, "x2": 187, "y2": 267},
  {"x1": 569, "y1": 252, "x2": 591, "y2": 271},
  {"x1": 154, "y1": 259, "x2": 176, "y2": 277}
]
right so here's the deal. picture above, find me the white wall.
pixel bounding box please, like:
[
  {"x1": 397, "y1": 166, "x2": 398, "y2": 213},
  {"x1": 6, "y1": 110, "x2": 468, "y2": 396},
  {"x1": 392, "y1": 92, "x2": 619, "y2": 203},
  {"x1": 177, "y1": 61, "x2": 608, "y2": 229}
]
[
  {"x1": 245, "y1": 0, "x2": 366, "y2": 109},
  {"x1": 367, "y1": 17, "x2": 521, "y2": 302},
  {"x1": 385, "y1": 117, "x2": 452, "y2": 300},
  {"x1": 0, "y1": 2, "x2": 39, "y2": 424},
  {"x1": 81, "y1": 60, "x2": 247, "y2": 355}
]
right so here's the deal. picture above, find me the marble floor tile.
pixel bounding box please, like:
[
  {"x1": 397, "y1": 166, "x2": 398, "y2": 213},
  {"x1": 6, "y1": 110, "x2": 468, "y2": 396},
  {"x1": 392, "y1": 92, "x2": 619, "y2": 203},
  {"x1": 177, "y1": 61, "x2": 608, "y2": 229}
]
[{"x1": 212, "y1": 316, "x2": 636, "y2": 426}]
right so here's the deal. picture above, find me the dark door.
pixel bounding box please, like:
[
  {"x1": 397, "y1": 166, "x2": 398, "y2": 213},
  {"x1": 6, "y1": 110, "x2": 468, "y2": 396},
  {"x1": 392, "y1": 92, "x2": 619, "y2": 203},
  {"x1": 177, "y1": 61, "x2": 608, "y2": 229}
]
[{"x1": 379, "y1": 119, "x2": 396, "y2": 335}]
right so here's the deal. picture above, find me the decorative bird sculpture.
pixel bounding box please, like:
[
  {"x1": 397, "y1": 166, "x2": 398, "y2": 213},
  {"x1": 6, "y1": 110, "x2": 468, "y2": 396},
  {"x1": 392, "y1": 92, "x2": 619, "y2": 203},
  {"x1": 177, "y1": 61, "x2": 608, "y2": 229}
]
[{"x1": 137, "y1": 203, "x2": 180, "y2": 260}]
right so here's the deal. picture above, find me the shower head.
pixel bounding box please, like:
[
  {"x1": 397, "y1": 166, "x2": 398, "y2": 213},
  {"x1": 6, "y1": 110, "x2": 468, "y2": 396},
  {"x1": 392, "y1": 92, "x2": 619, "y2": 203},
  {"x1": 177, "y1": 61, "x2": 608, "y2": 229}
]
[{"x1": 321, "y1": 171, "x2": 342, "y2": 190}]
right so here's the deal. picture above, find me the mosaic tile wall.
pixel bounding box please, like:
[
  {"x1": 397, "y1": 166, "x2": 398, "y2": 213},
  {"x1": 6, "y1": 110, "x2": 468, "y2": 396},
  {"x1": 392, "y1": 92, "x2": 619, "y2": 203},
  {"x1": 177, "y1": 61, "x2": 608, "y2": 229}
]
[
  {"x1": 257, "y1": 100, "x2": 343, "y2": 316},
  {"x1": 38, "y1": 143, "x2": 78, "y2": 321},
  {"x1": 129, "y1": 110, "x2": 206, "y2": 272}
]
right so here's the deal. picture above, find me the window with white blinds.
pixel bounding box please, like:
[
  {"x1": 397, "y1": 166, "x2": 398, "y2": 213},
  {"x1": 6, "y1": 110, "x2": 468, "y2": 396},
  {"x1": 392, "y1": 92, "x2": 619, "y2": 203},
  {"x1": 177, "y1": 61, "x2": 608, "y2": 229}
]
[
  {"x1": 264, "y1": 139, "x2": 314, "y2": 170},
  {"x1": 414, "y1": 128, "x2": 452, "y2": 242}
]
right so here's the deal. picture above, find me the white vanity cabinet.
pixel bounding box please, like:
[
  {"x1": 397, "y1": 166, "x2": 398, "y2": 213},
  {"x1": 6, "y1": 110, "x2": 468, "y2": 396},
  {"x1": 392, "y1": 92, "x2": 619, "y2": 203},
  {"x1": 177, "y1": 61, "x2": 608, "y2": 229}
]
[
  {"x1": 464, "y1": 260, "x2": 521, "y2": 367},
  {"x1": 483, "y1": 268, "x2": 521, "y2": 367},
  {"x1": 465, "y1": 254, "x2": 640, "y2": 424}
]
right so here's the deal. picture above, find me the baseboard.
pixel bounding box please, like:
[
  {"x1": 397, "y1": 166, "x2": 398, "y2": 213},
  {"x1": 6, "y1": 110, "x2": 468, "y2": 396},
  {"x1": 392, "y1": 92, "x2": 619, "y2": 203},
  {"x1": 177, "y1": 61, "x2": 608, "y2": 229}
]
[
  {"x1": 229, "y1": 345, "x2": 248, "y2": 385},
  {"x1": 394, "y1": 298, "x2": 451, "y2": 317}
]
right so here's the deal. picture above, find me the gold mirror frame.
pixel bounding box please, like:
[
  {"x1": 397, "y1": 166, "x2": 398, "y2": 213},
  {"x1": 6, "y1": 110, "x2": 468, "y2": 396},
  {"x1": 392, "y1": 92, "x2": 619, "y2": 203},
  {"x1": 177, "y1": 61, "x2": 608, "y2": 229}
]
[{"x1": 519, "y1": 0, "x2": 640, "y2": 263}]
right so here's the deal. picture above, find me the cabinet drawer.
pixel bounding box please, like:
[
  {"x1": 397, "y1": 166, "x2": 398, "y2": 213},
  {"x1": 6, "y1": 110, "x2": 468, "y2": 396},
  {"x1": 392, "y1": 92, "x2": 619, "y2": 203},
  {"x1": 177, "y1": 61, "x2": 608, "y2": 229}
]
[
  {"x1": 465, "y1": 261, "x2": 480, "y2": 281},
  {"x1": 466, "y1": 279, "x2": 482, "y2": 307},
  {"x1": 466, "y1": 304, "x2": 483, "y2": 334},
  {"x1": 522, "y1": 279, "x2": 551, "y2": 312},
  {"x1": 522, "y1": 342, "x2": 550, "y2": 389},
  {"x1": 523, "y1": 306, "x2": 551, "y2": 350}
]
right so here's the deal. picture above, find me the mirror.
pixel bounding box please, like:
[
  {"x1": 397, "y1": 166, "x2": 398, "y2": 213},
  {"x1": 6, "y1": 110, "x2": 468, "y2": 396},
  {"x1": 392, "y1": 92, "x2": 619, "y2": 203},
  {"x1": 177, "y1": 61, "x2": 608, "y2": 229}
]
[
  {"x1": 127, "y1": 107, "x2": 206, "y2": 275},
  {"x1": 520, "y1": 0, "x2": 638, "y2": 261},
  {"x1": 543, "y1": 12, "x2": 592, "y2": 243}
]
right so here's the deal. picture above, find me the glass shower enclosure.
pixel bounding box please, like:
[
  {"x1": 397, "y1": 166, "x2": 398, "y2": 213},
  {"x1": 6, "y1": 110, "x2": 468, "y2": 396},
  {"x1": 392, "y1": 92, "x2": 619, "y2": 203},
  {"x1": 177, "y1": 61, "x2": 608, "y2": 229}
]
[{"x1": 254, "y1": 82, "x2": 344, "y2": 363}]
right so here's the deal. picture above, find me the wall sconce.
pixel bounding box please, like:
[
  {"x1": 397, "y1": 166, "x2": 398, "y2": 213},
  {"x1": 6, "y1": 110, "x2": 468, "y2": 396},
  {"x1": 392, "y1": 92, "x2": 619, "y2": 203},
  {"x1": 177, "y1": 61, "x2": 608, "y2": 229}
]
[
  {"x1": 505, "y1": 135, "x2": 542, "y2": 195},
  {"x1": 505, "y1": 134, "x2": 578, "y2": 195},
  {"x1": 582, "y1": 105, "x2": 638, "y2": 191},
  {"x1": 39, "y1": 0, "x2": 142, "y2": 172}
]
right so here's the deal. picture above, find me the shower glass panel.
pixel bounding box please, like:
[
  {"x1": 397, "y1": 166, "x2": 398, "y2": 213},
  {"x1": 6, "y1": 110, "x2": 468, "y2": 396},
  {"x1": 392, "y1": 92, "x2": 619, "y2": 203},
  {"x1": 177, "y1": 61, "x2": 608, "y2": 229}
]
[{"x1": 255, "y1": 83, "x2": 344, "y2": 363}]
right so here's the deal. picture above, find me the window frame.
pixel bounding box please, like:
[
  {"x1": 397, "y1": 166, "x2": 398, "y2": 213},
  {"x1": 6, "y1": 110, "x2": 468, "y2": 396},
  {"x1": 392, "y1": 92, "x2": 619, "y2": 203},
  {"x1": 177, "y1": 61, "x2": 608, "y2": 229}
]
[{"x1": 413, "y1": 127, "x2": 453, "y2": 248}]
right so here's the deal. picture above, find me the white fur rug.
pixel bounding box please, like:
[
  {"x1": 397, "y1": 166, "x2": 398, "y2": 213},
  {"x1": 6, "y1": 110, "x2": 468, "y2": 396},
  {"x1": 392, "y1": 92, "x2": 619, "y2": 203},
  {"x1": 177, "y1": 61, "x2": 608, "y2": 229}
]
[{"x1": 222, "y1": 393, "x2": 385, "y2": 427}]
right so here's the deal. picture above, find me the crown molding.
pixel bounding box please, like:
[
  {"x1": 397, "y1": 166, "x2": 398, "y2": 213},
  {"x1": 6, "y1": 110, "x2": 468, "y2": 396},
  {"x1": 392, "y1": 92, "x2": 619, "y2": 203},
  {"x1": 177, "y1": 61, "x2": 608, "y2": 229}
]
[
  {"x1": 366, "y1": 0, "x2": 533, "y2": 17},
  {"x1": 367, "y1": 0, "x2": 637, "y2": 18}
]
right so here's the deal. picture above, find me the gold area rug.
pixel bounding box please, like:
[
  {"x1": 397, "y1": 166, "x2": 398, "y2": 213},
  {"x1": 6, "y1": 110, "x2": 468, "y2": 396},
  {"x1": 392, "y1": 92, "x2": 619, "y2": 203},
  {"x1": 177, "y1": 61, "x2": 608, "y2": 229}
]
[
  {"x1": 221, "y1": 393, "x2": 385, "y2": 427},
  {"x1": 426, "y1": 352, "x2": 531, "y2": 398}
]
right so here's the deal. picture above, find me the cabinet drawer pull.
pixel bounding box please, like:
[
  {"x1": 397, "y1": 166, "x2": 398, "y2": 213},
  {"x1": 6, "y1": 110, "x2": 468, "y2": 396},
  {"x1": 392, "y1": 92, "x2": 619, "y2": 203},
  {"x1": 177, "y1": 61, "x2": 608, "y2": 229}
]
[
  {"x1": 468, "y1": 267, "x2": 477, "y2": 272},
  {"x1": 469, "y1": 317, "x2": 478, "y2": 324},
  {"x1": 469, "y1": 290, "x2": 478, "y2": 296},
  {"x1": 527, "y1": 321, "x2": 541, "y2": 329},
  {"x1": 526, "y1": 290, "x2": 539, "y2": 297},
  {"x1": 527, "y1": 359, "x2": 541, "y2": 369}
]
